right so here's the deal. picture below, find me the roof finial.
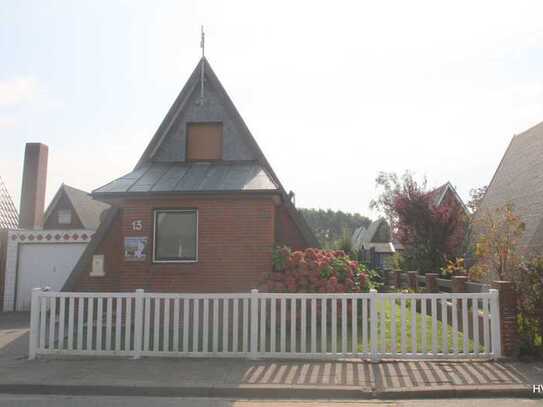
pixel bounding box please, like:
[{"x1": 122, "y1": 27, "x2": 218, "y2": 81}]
[
  {"x1": 199, "y1": 26, "x2": 206, "y2": 103},
  {"x1": 200, "y1": 25, "x2": 205, "y2": 58}
]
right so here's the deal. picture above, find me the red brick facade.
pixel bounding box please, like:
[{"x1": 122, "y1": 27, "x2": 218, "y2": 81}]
[
  {"x1": 492, "y1": 280, "x2": 519, "y2": 357},
  {"x1": 72, "y1": 194, "x2": 300, "y2": 293},
  {"x1": 75, "y1": 214, "x2": 123, "y2": 292},
  {"x1": 274, "y1": 206, "x2": 307, "y2": 250}
]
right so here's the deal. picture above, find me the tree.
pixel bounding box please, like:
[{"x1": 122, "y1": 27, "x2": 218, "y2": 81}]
[
  {"x1": 299, "y1": 208, "x2": 371, "y2": 248},
  {"x1": 467, "y1": 185, "x2": 487, "y2": 214},
  {"x1": 471, "y1": 204, "x2": 525, "y2": 281},
  {"x1": 515, "y1": 257, "x2": 543, "y2": 356},
  {"x1": 370, "y1": 171, "x2": 467, "y2": 273}
]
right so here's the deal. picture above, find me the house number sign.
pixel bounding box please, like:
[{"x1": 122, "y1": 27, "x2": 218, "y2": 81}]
[{"x1": 131, "y1": 220, "x2": 143, "y2": 232}]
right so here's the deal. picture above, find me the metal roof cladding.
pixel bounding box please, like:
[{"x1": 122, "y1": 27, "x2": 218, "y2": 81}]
[{"x1": 93, "y1": 162, "x2": 278, "y2": 196}]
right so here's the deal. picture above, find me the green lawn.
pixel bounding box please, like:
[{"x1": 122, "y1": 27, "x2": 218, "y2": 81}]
[
  {"x1": 261, "y1": 300, "x2": 481, "y2": 354},
  {"x1": 369, "y1": 300, "x2": 480, "y2": 354},
  {"x1": 62, "y1": 300, "x2": 483, "y2": 355}
]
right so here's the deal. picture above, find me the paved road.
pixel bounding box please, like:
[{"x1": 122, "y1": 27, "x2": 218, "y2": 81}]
[{"x1": 0, "y1": 396, "x2": 541, "y2": 406}]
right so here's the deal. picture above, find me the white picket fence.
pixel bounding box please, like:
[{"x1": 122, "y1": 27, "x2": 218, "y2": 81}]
[{"x1": 29, "y1": 288, "x2": 501, "y2": 360}]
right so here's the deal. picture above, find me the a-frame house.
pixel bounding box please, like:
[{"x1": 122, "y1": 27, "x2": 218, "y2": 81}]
[{"x1": 64, "y1": 57, "x2": 318, "y2": 293}]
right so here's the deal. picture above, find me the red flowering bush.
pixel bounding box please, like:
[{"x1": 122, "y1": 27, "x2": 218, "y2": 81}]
[{"x1": 261, "y1": 246, "x2": 371, "y2": 293}]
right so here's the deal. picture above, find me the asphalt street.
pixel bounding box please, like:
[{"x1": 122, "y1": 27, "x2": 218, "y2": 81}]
[{"x1": 0, "y1": 396, "x2": 541, "y2": 407}]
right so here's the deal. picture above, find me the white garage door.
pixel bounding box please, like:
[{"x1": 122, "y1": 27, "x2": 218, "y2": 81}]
[{"x1": 16, "y1": 243, "x2": 86, "y2": 311}]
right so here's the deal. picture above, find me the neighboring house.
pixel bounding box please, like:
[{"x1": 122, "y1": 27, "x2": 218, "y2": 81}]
[
  {"x1": 427, "y1": 181, "x2": 469, "y2": 215},
  {"x1": 0, "y1": 177, "x2": 19, "y2": 230},
  {"x1": 63, "y1": 57, "x2": 318, "y2": 294},
  {"x1": 0, "y1": 176, "x2": 19, "y2": 311},
  {"x1": 475, "y1": 120, "x2": 543, "y2": 258},
  {"x1": 352, "y1": 218, "x2": 395, "y2": 269},
  {"x1": 43, "y1": 184, "x2": 110, "y2": 230},
  {"x1": 3, "y1": 143, "x2": 110, "y2": 311},
  {"x1": 358, "y1": 184, "x2": 466, "y2": 270}
]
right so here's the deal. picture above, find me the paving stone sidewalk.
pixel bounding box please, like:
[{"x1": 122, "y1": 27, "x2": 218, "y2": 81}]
[{"x1": 1, "y1": 312, "x2": 542, "y2": 399}]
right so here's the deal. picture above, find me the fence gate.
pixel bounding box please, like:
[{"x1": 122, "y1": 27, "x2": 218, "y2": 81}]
[{"x1": 29, "y1": 288, "x2": 501, "y2": 360}]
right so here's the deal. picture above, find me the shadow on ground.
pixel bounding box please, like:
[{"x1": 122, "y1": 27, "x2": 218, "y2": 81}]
[
  {"x1": 0, "y1": 312, "x2": 29, "y2": 362},
  {"x1": 0, "y1": 312, "x2": 538, "y2": 395}
]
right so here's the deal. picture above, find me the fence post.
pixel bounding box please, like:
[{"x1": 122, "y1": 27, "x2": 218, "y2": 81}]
[
  {"x1": 28, "y1": 288, "x2": 42, "y2": 360},
  {"x1": 369, "y1": 289, "x2": 379, "y2": 362},
  {"x1": 133, "y1": 289, "x2": 144, "y2": 359},
  {"x1": 451, "y1": 276, "x2": 467, "y2": 293},
  {"x1": 250, "y1": 289, "x2": 259, "y2": 359},
  {"x1": 452, "y1": 275, "x2": 467, "y2": 332},
  {"x1": 489, "y1": 288, "x2": 502, "y2": 359},
  {"x1": 394, "y1": 270, "x2": 401, "y2": 289},
  {"x1": 492, "y1": 281, "x2": 517, "y2": 358},
  {"x1": 425, "y1": 273, "x2": 438, "y2": 293},
  {"x1": 407, "y1": 271, "x2": 418, "y2": 291}
]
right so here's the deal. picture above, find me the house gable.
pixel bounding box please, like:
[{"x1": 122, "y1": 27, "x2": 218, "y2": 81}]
[
  {"x1": 136, "y1": 58, "x2": 259, "y2": 167},
  {"x1": 151, "y1": 76, "x2": 256, "y2": 163},
  {"x1": 43, "y1": 187, "x2": 84, "y2": 229},
  {"x1": 0, "y1": 176, "x2": 18, "y2": 230},
  {"x1": 94, "y1": 57, "x2": 318, "y2": 248},
  {"x1": 44, "y1": 185, "x2": 110, "y2": 230},
  {"x1": 477, "y1": 120, "x2": 543, "y2": 255},
  {"x1": 429, "y1": 182, "x2": 468, "y2": 215}
]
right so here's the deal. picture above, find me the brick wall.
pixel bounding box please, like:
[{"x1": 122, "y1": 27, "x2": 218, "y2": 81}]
[
  {"x1": 492, "y1": 280, "x2": 519, "y2": 357},
  {"x1": 73, "y1": 195, "x2": 276, "y2": 293},
  {"x1": 75, "y1": 215, "x2": 122, "y2": 292},
  {"x1": 275, "y1": 206, "x2": 307, "y2": 250}
]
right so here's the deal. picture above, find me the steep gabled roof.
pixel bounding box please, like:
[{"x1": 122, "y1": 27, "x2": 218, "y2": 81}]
[
  {"x1": 44, "y1": 184, "x2": 110, "y2": 230},
  {"x1": 94, "y1": 57, "x2": 318, "y2": 247},
  {"x1": 0, "y1": 176, "x2": 18, "y2": 230},
  {"x1": 135, "y1": 57, "x2": 263, "y2": 170},
  {"x1": 351, "y1": 218, "x2": 395, "y2": 253},
  {"x1": 428, "y1": 181, "x2": 468, "y2": 213},
  {"x1": 477, "y1": 120, "x2": 543, "y2": 254}
]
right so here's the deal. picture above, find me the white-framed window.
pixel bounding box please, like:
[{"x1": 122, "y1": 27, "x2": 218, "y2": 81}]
[
  {"x1": 58, "y1": 209, "x2": 72, "y2": 225},
  {"x1": 90, "y1": 255, "x2": 105, "y2": 277},
  {"x1": 153, "y1": 209, "x2": 198, "y2": 263}
]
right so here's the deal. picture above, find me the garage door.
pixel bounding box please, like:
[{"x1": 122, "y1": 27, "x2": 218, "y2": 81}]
[{"x1": 16, "y1": 243, "x2": 86, "y2": 311}]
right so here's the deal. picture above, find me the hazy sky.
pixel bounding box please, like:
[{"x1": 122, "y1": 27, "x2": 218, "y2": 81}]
[{"x1": 1, "y1": 1, "x2": 542, "y2": 218}]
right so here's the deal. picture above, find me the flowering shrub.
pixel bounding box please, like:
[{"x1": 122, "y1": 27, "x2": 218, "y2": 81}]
[
  {"x1": 440, "y1": 257, "x2": 467, "y2": 277},
  {"x1": 260, "y1": 246, "x2": 371, "y2": 293}
]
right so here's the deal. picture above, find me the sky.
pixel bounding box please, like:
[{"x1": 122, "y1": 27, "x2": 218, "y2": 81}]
[{"x1": 1, "y1": 1, "x2": 542, "y2": 219}]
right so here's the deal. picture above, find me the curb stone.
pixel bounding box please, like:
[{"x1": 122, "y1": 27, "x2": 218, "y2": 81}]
[{"x1": 0, "y1": 384, "x2": 539, "y2": 399}]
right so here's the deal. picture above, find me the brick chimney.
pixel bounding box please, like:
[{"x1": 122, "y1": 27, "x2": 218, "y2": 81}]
[{"x1": 19, "y1": 143, "x2": 48, "y2": 229}]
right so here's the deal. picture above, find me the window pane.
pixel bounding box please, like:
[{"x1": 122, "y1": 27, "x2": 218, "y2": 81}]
[
  {"x1": 58, "y1": 209, "x2": 72, "y2": 225},
  {"x1": 155, "y1": 211, "x2": 197, "y2": 260}
]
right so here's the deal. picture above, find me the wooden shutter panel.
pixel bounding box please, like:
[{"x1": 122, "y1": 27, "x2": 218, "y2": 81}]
[{"x1": 187, "y1": 123, "x2": 223, "y2": 161}]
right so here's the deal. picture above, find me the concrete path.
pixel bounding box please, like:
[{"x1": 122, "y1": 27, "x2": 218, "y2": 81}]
[{"x1": 0, "y1": 312, "x2": 542, "y2": 399}]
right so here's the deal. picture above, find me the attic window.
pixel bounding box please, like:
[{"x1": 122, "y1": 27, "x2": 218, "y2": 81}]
[
  {"x1": 58, "y1": 209, "x2": 72, "y2": 225},
  {"x1": 186, "y1": 122, "x2": 223, "y2": 161}
]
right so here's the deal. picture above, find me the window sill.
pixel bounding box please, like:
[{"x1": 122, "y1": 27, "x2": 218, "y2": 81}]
[{"x1": 152, "y1": 260, "x2": 198, "y2": 264}]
